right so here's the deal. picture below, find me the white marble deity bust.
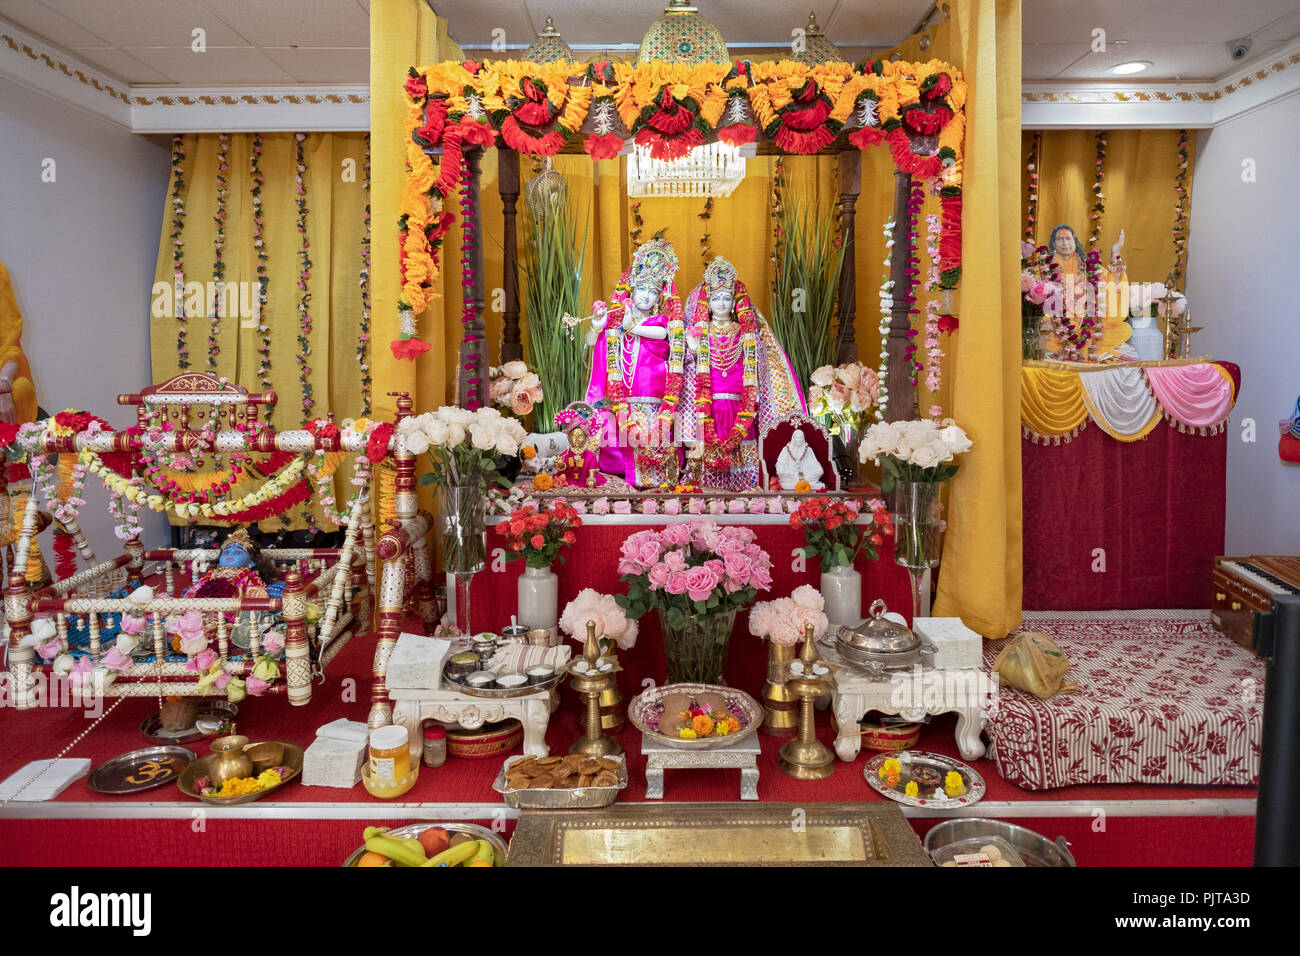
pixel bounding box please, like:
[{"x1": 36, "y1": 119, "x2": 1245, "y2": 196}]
[{"x1": 776, "y1": 428, "x2": 825, "y2": 491}]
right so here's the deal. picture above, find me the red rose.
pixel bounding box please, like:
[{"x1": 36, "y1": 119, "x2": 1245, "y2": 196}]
[
  {"x1": 826, "y1": 516, "x2": 842, "y2": 530},
  {"x1": 870, "y1": 533, "x2": 884, "y2": 546},
  {"x1": 789, "y1": 515, "x2": 803, "y2": 530},
  {"x1": 365, "y1": 422, "x2": 394, "y2": 463},
  {"x1": 530, "y1": 534, "x2": 545, "y2": 549},
  {"x1": 510, "y1": 520, "x2": 525, "y2": 535},
  {"x1": 562, "y1": 531, "x2": 576, "y2": 545},
  {"x1": 0, "y1": 421, "x2": 19, "y2": 448},
  {"x1": 937, "y1": 313, "x2": 959, "y2": 334}
]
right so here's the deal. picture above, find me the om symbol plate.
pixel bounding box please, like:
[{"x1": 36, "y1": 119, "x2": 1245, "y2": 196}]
[{"x1": 88, "y1": 746, "x2": 196, "y2": 795}]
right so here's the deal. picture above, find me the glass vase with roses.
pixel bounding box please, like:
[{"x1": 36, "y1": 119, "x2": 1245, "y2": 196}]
[{"x1": 616, "y1": 519, "x2": 773, "y2": 684}]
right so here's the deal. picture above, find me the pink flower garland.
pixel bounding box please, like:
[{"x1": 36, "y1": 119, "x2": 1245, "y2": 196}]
[
  {"x1": 209, "y1": 132, "x2": 229, "y2": 373},
  {"x1": 922, "y1": 212, "x2": 945, "y2": 418},
  {"x1": 358, "y1": 134, "x2": 373, "y2": 415},
  {"x1": 458, "y1": 159, "x2": 483, "y2": 410},
  {"x1": 294, "y1": 133, "x2": 315, "y2": 424},
  {"x1": 902, "y1": 178, "x2": 924, "y2": 388}
]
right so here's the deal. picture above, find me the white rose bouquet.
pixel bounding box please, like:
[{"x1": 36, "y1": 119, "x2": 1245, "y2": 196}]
[{"x1": 858, "y1": 418, "x2": 971, "y2": 490}]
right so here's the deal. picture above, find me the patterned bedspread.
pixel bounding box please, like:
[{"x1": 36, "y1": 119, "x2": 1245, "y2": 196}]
[{"x1": 983, "y1": 611, "x2": 1264, "y2": 790}]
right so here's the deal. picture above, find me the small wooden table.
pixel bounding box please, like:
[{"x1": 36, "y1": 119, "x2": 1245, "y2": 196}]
[
  {"x1": 641, "y1": 733, "x2": 760, "y2": 801},
  {"x1": 388, "y1": 684, "x2": 554, "y2": 764}
]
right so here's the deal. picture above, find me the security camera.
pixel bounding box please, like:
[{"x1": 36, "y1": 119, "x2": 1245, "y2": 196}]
[{"x1": 1228, "y1": 38, "x2": 1253, "y2": 61}]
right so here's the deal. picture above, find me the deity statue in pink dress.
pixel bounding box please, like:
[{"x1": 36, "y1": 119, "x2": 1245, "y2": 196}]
[
  {"x1": 680, "y1": 257, "x2": 807, "y2": 491},
  {"x1": 551, "y1": 402, "x2": 606, "y2": 489},
  {"x1": 583, "y1": 239, "x2": 687, "y2": 488}
]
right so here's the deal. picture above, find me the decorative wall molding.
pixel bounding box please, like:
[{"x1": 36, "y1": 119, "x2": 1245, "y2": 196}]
[
  {"x1": 1023, "y1": 41, "x2": 1300, "y2": 129},
  {"x1": 4, "y1": 14, "x2": 1299, "y2": 134}
]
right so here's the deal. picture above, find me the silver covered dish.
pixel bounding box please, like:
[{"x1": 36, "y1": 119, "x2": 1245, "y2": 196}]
[{"x1": 835, "y1": 599, "x2": 921, "y2": 668}]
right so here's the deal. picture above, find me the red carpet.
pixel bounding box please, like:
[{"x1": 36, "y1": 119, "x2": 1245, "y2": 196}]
[{"x1": 0, "y1": 610, "x2": 1258, "y2": 866}]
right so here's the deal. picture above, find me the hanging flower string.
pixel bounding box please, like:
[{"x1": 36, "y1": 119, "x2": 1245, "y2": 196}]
[
  {"x1": 108, "y1": 482, "x2": 144, "y2": 541},
  {"x1": 359, "y1": 133, "x2": 373, "y2": 415},
  {"x1": 1089, "y1": 131, "x2": 1106, "y2": 248},
  {"x1": 875, "y1": 218, "x2": 895, "y2": 422},
  {"x1": 1024, "y1": 130, "x2": 1040, "y2": 246},
  {"x1": 305, "y1": 417, "x2": 388, "y2": 525},
  {"x1": 250, "y1": 133, "x2": 272, "y2": 392},
  {"x1": 768, "y1": 156, "x2": 785, "y2": 298},
  {"x1": 1171, "y1": 129, "x2": 1190, "y2": 287},
  {"x1": 698, "y1": 196, "x2": 713, "y2": 265},
  {"x1": 903, "y1": 179, "x2": 924, "y2": 388},
  {"x1": 921, "y1": 212, "x2": 951, "y2": 419},
  {"x1": 630, "y1": 200, "x2": 645, "y2": 249},
  {"x1": 459, "y1": 157, "x2": 484, "y2": 410},
  {"x1": 294, "y1": 133, "x2": 314, "y2": 424},
  {"x1": 208, "y1": 132, "x2": 230, "y2": 373},
  {"x1": 169, "y1": 136, "x2": 189, "y2": 369}
]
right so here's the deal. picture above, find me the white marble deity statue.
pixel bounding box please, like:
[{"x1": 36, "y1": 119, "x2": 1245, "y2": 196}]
[{"x1": 776, "y1": 428, "x2": 825, "y2": 491}]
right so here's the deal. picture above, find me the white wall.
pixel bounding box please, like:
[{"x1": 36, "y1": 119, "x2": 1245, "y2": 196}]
[
  {"x1": 1187, "y1": 93, "x2": 1300, "y2": 555},
  {"x1": 0, "y1": 75, "x2": 170, "y2": 558}
]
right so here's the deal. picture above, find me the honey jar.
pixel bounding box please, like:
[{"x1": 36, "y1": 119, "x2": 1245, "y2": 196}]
[{"x1": 367, "y1": 725, "x2": 410, "y2": 784}]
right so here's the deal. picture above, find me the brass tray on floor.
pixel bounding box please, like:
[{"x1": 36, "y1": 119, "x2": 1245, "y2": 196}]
[{"x1": 505, "y1": 802, "x2": 931, "y2": 867}]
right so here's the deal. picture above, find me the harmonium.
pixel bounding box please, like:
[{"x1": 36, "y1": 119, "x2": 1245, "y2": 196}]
[{"x1": 1212, "y1": 555, "x2": 1300, "y2": 653}]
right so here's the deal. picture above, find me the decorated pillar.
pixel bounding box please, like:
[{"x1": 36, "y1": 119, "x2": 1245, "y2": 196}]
[
  {"x1": 281, "y1": 569, "x2": 311, "y2": 706},
  {"x1": 499, "y1": 148, "x2": 523, "y2": 363},
  {"x1": 5, "y1": 572, "x2": 34, "y2": 709},
  {"x1": 885, "y1": 170, "x2": 916, "y2": 422},
  {"x1": 835, "y1": 149, "x2": 860, "y2": 364},
  {"x1": 456, "y1": 147, "x2": 490, "y2": 409}
]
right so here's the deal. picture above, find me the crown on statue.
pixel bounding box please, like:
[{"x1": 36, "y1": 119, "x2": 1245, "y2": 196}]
[
  {"x1": 703, "y1": 256, "x2": 738, "y2": 294},
  {"x1": 224, "y1": 528, "x2": 255, "y2": 551},
  {"x1": 630, "y1": 239, "x2": 679, "y2": 291},
  {"x1": 554, "y1": 401, "x2": 598, "y2": 431}
]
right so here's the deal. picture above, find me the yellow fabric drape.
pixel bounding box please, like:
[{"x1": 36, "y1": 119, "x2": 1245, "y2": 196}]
[
  {"x1": 1020, "y1": 366, "x2": 1088, "y2": 437},
  {"x1": 0, "y1": 260, "x2": 37, "y2": 423},
  {"x1": 905, "y1": 0, "x2": 1023, "y2": 638},
  {"x1": 1026, "y1": 129, "x2": 1195, "y2": 312},
  {"x1": 149, "y1": 132, "x2": 370, "y2": 529}
]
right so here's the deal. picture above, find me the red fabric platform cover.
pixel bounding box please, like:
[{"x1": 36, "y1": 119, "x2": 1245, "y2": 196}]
[
  {"x1": 469, "y1": 520, "x2": 915, "y2": 667},
  {"x1": 983, "y1": 612, "x2": 1264, "y2": 790},
  {"x1": 1022, "y1": 419, "x2": 1226, "y2": 609}
]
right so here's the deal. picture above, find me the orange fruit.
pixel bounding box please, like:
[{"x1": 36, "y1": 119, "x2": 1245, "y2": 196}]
[
  {"x1": 418, "y1": 827, "x2": 451, "y2": 856},
  {"x1": 464, "y1": 860, "x2": 493, "y2": 867},
  {"x1": 356, "y1": 851, "x2": 391, "y2": 867}
]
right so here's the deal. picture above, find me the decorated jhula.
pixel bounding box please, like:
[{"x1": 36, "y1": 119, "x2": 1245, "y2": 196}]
[
  {"x1": 679, "y1": 257, "x2": 806, "y2": 491},
  {"x1": 582, "y1": 238, "x2": 687, "y2": 489},
  {"x1": 397, "y1": 56, "x2": 969, "y2": 367}
]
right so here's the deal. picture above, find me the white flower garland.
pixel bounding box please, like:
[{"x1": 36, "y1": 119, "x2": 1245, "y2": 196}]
[{"x1": 876, "y1": 219, "x2": 895, "y2": 422}]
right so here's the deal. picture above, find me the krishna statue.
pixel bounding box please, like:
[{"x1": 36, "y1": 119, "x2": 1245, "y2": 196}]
[
  {"x1": 679, "y1": 257, "x2": 807, "y2": 491},
  {"x1": 584, "y1": 238, "x2": 688, "y2": 489}
]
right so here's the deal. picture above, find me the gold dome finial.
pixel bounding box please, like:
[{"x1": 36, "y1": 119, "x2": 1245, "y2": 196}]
[{"x1": 639, "y1": 0, "x2": 729, "y2": 65}]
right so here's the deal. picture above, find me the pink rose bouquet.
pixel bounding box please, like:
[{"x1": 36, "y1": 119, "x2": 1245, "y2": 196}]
[{"x1": 749, "y1": 585, "x2": 829, "y2": 646}]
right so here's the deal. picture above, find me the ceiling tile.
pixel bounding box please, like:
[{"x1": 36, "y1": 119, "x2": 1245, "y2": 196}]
[
  {"x1": 260, "y1": 46, "x2": 370, "y2": 83},
  {"x1": 1256, "y1": 7, "x2": 1300, "y2": 40},
  {"x1": 0, "y1": 0, "x2": 113, "y2": 47},
  {"x1": 1022, "y1": 42, "x2": 1088, "y2": 80},
  {"x1": 1022, "y1": 0, "x2": 1144, "y2": 44},
  {"x1": 37, "y1": 0, "x2": 248, "y2": 47},
  {"x1": 200, "y1": 0, "x2": 369, "y2": 47},
  {"x1": 1119, "y1": 0, "x2": 1300, "y2": 42},
  {"x1": 1051, "y1": 40, "x2": 1289, "y2": 81},
  {"x1": 70, "y1": 46, "x2": 174, "y2": 83},
  {"x1": 121, "y1": 45, "x2": 298, "y2": 84}
]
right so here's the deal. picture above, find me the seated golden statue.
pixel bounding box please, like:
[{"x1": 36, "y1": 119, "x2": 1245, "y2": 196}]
[{"x1": 1037, "y1": 224, "x2": 1132, "y2": 361}]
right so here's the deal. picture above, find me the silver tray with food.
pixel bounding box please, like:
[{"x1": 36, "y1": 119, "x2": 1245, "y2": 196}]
[
  {"x1": 440, "y1": 660, "x2": 564, "y2": 698},
  {"x1": 864, "y1": 750, "x2": 986, "y2": 809},
  {"x1": 492, "y1": 752, "x2": 627, "y2": 809}
]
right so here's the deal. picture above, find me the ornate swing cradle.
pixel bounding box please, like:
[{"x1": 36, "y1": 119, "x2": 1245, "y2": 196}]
[{"x1": 2, "y1": 375, "x2": 437, "y2": 723}]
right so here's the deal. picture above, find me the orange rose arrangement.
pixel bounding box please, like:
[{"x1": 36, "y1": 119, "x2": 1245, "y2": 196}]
[{"x1": 496, "y1": 501, "x2": 581, "y2": 569}]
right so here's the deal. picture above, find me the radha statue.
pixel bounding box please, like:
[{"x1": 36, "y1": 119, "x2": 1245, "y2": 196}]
[
  {"x1": 584, "y1": 239, "x2": 688, "y2": 488},
  {"x1": 680, "y1": 257, "x2": 807, "y2": 491}
]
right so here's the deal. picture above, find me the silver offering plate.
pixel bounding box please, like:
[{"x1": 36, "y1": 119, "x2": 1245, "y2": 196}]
[{"x1": 864, "y1": 750, "x2": 986, "y2": 809}]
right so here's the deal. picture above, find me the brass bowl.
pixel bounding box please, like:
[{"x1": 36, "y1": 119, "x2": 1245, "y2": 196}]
[
  {"x1": 244, "y1": 741, "x2": 285, "y2": 774},
  {"x1": 177, "y1": 740, "x2": 303, "y2": 805}
]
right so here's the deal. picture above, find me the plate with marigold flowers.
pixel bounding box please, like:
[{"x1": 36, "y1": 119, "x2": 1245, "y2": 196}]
[{"x1": 627, "y1": 683, "x2": 763, "y2": 750}]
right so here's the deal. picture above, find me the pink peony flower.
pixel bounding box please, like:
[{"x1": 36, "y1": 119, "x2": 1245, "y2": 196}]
[{"x1": 685, "y1": 565, "x2": 720, "y2": 603}]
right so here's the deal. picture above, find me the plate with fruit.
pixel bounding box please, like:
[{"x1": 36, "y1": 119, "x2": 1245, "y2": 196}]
[
  {"x1": 864, "y1": 750, "x2": 985, "y2": 809},
  {"x1": 627, "y1": 683, "x2": 761, "y2": 750},
  {"x1": 345, "y1": 823, "x2": 507, "y2": 868}
]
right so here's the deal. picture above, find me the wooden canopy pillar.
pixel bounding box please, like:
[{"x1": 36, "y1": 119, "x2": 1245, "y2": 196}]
[
  {"x1": 498, "y1": 148, "x2": 523, "y2": 363},
  {"x1": 885, "y1": 170, "x2": 916, "y2": 422},
  {"x1": 457, "y1": 147, "x2": 490, "y2": 408},
  {"x1": 835, "y1": 149, "x2": 861, "y2": 364}
]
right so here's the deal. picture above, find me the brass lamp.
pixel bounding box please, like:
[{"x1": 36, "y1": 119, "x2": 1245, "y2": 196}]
[
  {"x1": 566, "y1": 621, "x2": 623, "y2": 756},
  {"x1": 778, "y1": 624, "x2": 835, "y2": 779}
]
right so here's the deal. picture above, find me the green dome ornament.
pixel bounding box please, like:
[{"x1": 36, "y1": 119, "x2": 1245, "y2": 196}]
[{"x1": 638, "y1": 0, "x2": 730, "y2": 65}]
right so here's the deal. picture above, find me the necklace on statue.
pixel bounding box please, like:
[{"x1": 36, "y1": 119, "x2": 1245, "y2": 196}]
[
  {"x1": 620, "y1": 332, "x2": 640, "y2": 388},
  {"x1": 711, "y1": 332, "x2": 742, "y2": 374}
]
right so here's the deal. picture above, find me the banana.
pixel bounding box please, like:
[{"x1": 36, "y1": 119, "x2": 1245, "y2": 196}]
[
  {"x1": 471, "y1": 839, "x2": 495, "y2": 865},
  {"x1": 363, "y1": 830, "x2": 428, "y2": 868},
  {"x1": 421, "y1": 839, "x2": 482, "y2": 867}
]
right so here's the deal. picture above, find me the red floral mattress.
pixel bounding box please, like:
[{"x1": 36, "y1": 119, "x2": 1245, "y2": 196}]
[{"x1": 983, "y1": 611, "x2": 1264, "y2": 791}]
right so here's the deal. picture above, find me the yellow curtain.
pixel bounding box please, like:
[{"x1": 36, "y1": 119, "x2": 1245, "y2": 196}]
[
  {"x1": 894, "y1": 0, "x2": 1023, "y2": 638},
  {"x1": 149, "y1": 131, "x2": 370, "y2": 529},
  {"x1": 0, "y1": 260, "x2": 37, "y2": 423},
  {"x1": 1026, "y1": 129, "x2": 1195, "y2": 283}
]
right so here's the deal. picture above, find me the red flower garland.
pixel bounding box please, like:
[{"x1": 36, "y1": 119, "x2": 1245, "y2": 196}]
[
  {"x1": 716, "y1": 123, "x2": 758, "y2": 147},
  {"x1": 365, "y1": 422, "x2": 395, "y2": 464},
  {"x1": 583, "y1": 133, "x2": 623, "y2": 160}
]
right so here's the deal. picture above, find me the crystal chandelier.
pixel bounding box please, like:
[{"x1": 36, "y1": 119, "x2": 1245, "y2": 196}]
[
  {"x1": 633, "y1": 0, "x2": 746, "y2": 198},
  {"x1": 627, "y1": 141, "x2": 749, "y2": 198}
]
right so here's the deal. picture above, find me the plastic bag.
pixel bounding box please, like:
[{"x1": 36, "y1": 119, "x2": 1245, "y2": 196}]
[{"x1": 991, "y1": 631, "x2": 1077, "y2": 699}]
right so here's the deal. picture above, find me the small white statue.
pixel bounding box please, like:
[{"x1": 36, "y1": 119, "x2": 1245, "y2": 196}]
[
  {"x1": 776, "y1": 428, "x2": 825, "y2": 491},
  {"x1": 522, "y1": 430, "x2": 569, "y2": 474}
]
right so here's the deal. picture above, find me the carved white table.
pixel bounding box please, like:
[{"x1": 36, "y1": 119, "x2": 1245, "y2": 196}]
[
  {"x1": 821, "y1": 644, "x2": 992, "y2": 762},
  {"x1": 641, "y1": 733, "x2": 761, "y2": 800},
  {"x1": 389, "y1": 683, "x2": 554, "y2": 765}
]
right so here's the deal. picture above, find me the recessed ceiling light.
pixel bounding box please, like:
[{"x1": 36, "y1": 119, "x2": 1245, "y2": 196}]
[{"x1": 1110, "y1": 61, "x2": 1152, "y2": 75}]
